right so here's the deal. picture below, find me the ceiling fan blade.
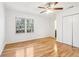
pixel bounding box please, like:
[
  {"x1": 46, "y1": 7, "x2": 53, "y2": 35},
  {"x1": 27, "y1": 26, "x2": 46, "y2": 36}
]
[
  {"x1": 54, "y1": 2, "x2": 58, "y2": 5},
  {"x1": 47, "y1": 2, "x2": 58, "y2": 6},
  {"x1": 38, "y1": 6, "x2": 46, "y2": 9},
  {"x1": 40, "y1": 10, "x2": 46, "y2": 13},
  {"x1": 53, "y1": 8, "x2": 63, "y2": 10},
  {"x1": 47, "y1": 2, "x2": 51, "y2": 7}
]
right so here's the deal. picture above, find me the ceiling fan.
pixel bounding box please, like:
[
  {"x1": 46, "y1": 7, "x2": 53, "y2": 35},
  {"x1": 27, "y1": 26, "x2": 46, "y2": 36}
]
[{"x1": 38, "y1": 2, "x2": 63, "y2": 13}]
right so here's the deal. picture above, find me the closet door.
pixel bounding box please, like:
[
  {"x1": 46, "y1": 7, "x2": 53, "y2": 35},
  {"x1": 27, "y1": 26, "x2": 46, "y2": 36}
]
[
  {"x1": 63, "y1": 16, "x2": 72, "y2": 45},
  {"x1": 73, "y1": 14, "x2": 79, "y2": 47}
]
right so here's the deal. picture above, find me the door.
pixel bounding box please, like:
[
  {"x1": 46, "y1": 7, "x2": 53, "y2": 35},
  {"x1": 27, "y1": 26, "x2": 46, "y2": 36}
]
[
  {"x1": 73, "y1": 14, "x2": 79, "y2": 47},
  {"x1": 63, "y1": 16, "x2": 72, "y2": 45}
]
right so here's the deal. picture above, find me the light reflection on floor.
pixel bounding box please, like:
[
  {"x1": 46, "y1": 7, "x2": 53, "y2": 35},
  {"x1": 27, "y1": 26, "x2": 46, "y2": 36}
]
[
  {"x1": 15, "y1": 46, "x2": 34, "y2": 57},
  {"x1": 2, "y1": 46, "x2": 35, "y2": 57}
]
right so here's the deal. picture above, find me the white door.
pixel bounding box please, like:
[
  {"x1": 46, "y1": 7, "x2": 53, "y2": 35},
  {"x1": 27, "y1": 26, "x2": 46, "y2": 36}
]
[
  {"x1": 63, "y1": 16, "x2": 72, "y2": 45},
  {"x1": 73, "y1": 14, "x2": 79, "y2": 47}
]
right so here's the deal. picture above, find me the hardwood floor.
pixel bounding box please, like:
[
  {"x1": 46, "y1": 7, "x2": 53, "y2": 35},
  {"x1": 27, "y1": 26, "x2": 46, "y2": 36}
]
[{"x1": 1, "y1": 37, "x2": 79, "y2": 57}]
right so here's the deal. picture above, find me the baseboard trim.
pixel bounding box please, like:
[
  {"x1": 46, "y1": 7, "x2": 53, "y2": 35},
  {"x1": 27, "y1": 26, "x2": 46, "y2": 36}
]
[{"x1": 6, "y1": 36, "x2": 55, "y2": 45}]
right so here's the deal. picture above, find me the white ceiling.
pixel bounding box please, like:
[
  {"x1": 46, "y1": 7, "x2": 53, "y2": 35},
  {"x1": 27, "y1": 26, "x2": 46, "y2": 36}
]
[
  {"x1": 4, "y1": 2, "x2": 46, "y2": 14},
  {"x1": 4, "y1": 2, "x2": 79, "y2": 14}
]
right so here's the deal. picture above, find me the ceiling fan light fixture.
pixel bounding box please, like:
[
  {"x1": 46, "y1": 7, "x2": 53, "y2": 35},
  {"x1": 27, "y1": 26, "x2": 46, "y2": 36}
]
[{"x1": 45, "y1": 10, "x2": 54, "y2": 14}]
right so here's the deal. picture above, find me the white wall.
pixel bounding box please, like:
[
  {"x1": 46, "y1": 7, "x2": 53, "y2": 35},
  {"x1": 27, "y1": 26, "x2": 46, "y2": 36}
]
[
  {"x1": 56, "y1": 13, "x2": 63, "y2": 42},
  {"x1": 0, "y1": 3, "x2": 5, "y2": 55},
  {"x1": 5, "y1": 9, "x2": 56, "y2": 44}
]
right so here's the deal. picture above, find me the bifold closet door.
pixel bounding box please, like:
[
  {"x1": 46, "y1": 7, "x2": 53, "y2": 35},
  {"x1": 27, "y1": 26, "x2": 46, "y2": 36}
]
[
  {"x1": 63, "y1": 16, "x2": 72, "y2": 45},
  {"x1": 73, "y1": 14, "x2": 79, "y2": 47}
]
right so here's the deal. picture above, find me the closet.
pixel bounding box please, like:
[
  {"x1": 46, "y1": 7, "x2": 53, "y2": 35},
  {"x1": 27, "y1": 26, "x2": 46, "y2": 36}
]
[
  {"x1": 57, "y1": 9, "x2": 79, "y2": 48},
  {"x1": 73, "y1": 14, "x2": 79, "y2": 47},
  {"x1": 63, "y1": 16, "x2": 73, "y2": 46}
]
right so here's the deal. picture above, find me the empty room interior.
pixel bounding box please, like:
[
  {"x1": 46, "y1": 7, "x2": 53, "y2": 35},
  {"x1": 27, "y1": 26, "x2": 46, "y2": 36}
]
[{"x1": 0, "y1": 2, "x2": 79, "y2": 57}]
